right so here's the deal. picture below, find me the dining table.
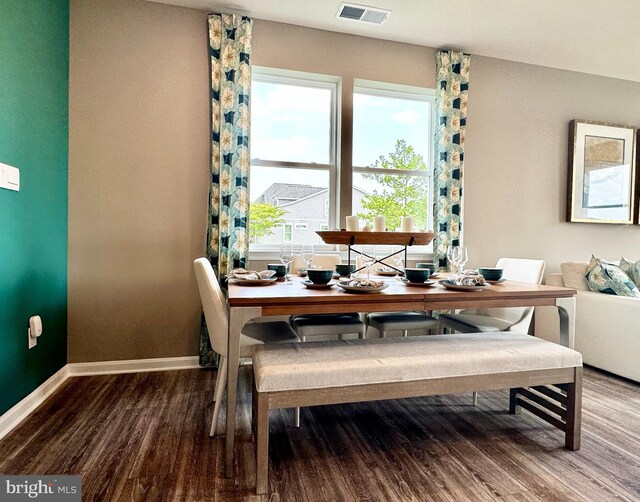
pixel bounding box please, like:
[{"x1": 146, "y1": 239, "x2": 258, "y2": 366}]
[{"x1": 223, "y1": 274, "x2": 577, "y2": 477}]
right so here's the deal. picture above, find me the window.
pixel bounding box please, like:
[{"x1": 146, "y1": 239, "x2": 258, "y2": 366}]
[
  {"x1": 352, "y1": 80, "x2": 435, "y2": 251},
  {"x1": 282, "y1": 224, "x2": 293, "y2": 242},
  {"x1": 249, "y1": 67, "x2": 338, "y2": 250}
]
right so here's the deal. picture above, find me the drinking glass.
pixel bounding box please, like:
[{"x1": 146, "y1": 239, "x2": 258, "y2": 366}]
[
  {"x1": 457, "y1": 247, "x2": 469, "y2": 273},
  {"x1": 301, "y1": 244, "x2": 314, "y2": 271},
  {"x1": 447, "y1": 245, "x2": 460, "y2": 274},
  {"x1": 361, "y1": 245, "x2": 376, "y2": 281},
  {"x1": 280, "y1": 244, "x2": 294, "y2": 284}
]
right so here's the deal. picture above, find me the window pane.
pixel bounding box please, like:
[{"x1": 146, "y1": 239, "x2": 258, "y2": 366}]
[
  {"x1": 353, "y1": 92, "x2": 431, "y2": 168},
  {"x1": 250, "y1": 166, "x2": 329, "y2": 246},
  {"x1": 353, "y1": 172, "x2": 430, "y2": 232},
  {"x1": 252, "y1": 80, "x2": 332, "y2": 164}
]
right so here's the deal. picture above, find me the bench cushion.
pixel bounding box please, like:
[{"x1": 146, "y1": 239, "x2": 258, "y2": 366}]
[{"x1": 253, "y1": 333, "x2": 582, "y2": 393}]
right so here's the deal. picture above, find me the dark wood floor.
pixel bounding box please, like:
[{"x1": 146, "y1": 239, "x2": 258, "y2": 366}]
[{"x1": 0, "y1": 366, "x2": 638, "y2": 502}]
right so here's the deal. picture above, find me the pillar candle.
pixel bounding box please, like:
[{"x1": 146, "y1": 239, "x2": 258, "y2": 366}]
[
  {"x1": 400, "y1": 217, "x2": 414, "y2": 232},
  {"x1": 345, "y1": 215, "x2": 359, "y2": 231},
  {"x1": 373, "y1": 216, "x2": 386, "y2": 232}
]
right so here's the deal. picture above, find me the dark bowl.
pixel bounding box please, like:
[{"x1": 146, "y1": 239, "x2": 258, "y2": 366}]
[
  {"x1": 307, "y1": 268, "x2": 334, "y2": 284},
  {"x1": 404, "y1": 267, "x2": 430, "y2": 283},
  {"x1": 267, "y1": 263, "x2": 287, "y2": 277},
  {"x1": 477, "y1": 267, "x2": 503, "y2": 280},
  {"x1": 335, "y1": 264, "x2": 356, "y2": 277},
  {"x1": 416, "y1": 262, "x2": 435, "y2": 271}
]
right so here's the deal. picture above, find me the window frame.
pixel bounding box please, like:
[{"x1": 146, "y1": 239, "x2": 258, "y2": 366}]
[
  {"x1": 282, "y1": 223, "x2": 293, "y2": 243},
  {"x1": 248, "y1": 69, "x2": 437, "y2": 260},
  {"x1": 352, "y1": 79, "x2": 436, "y2": 252},
  {"x1": 250, "y1": 67, "x2": 340, "y2": 255}
]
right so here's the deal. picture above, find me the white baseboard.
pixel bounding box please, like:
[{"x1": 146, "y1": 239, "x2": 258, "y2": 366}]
[
  {"x1": 67, "y1": 355, "x2": 201, "y2": 376},
  {"x1": 0, "y1": 355, "x2": 201, "y2": 441},
  {"x1": 0, "y1": 366, "x2": 69, "y2": 442}
]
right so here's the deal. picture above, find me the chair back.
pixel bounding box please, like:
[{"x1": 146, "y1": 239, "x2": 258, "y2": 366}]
[
  {"x1": 193, "y1": 257, "x2": 228, "y2": 357},
  {"x1": 292, "y1": 253, "x2": 342, "y2": 271},
  {"x1": 477, "y1": 258, "x2": 546, "y2": 332}
]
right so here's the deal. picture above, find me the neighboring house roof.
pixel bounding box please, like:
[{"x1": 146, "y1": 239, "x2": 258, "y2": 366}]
[{"x1": 254, "y1": 183, "x2": 326, "y2": 204}]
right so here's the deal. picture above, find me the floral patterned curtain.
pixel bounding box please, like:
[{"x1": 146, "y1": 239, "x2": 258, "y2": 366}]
[
  {"x1": 433, "y1": 50, "x2": 470, "y2": 271},
  {"x1": 200, "y1": 13, "x2": 252, "y2": 366}
]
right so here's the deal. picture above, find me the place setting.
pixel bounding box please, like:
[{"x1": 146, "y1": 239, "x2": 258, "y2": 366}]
[
  {"x1": 227, "y1": 268, "x2": 279, "y2": 286},
  {"x1": 301, "y1": 269, "x2": 338, "y2": 289},
  {"x1": 400, "y1": 267, "x2": 436, "y2": 287}
]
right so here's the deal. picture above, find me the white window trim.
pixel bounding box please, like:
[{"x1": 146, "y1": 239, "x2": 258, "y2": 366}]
[
  {"x1": 282, "y1": 223, "x2": 293, "y2": 243},
  {"x1": 352, "y1": 79, "x2": 436, "y2": 253},
  {"x1": 250, "y1": 67, "x2": 340, "y2": 254}
]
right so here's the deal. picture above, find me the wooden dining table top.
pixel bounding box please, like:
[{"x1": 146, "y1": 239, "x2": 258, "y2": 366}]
[{"x1": 227, "y1": 274, "x2": 577, "y2": 316}]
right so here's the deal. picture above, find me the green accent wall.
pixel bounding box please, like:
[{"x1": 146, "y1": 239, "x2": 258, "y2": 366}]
[{"x1": 0, "y1": 0, "x2": 69, "y2": 416}]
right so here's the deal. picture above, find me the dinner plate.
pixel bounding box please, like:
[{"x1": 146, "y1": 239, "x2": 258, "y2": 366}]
[
  {"x1": 429, "y1": 272, "x2": 441, "y2": 279},
  {"x1": 302, "y1": 280, "x2": 336, "y2": 289},
  {"x1": 229, "y1": 278, "x2": 278, "y2": 286},
  {"x1": 337, "y1": 283, "x2": 389, "y2": 294},
  {"x1": 439, "y1": 280, "x2": 489, "y2": 291},
  {"x1": 401, "y1": 279, "x2": 436, "y2": 287}
]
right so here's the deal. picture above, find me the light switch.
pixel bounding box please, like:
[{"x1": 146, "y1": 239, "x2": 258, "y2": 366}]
[{"x1": 0, "y1": 162, "x2": 20, "y2": 192}]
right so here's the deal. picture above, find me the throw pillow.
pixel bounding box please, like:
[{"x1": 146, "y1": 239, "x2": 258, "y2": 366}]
[
  {"x1": 560, "y1": 262, "x2": 590, "y2": 290},
  {"x1": 585, "y1": 256, "x2": 640, "y2": 298},
  {"x1": 620, "y1": 257, "x2": 640, "y2": 288}
]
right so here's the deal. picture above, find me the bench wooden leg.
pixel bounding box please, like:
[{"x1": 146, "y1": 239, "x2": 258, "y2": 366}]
[
  {"x1": 509, "y1": 388, "x2": 520, "y2": 414},
  {"x1": 565, "y1": 367, "x2": 582, "y2": 450},
  {"x1": 255, "y1": 392, "x2": 270, "y2": 495}
]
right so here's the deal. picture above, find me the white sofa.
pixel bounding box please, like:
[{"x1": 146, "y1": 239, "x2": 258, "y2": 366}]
[{"x1": 536, "y1": 264, "x2": 640, "y2": 382}]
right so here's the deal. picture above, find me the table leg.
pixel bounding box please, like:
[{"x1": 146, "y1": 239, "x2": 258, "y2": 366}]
[
  {"x1": 225, "y1": 306, "x2": 262, "y2": 478},
  {"x1": 555, "y1": 296, "x2": 576, "y2": 349}
]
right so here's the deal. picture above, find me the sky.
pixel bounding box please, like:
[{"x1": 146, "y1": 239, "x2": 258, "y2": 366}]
[{"x1": 250, "y1": 80, "x2": 432, "y2": 200}]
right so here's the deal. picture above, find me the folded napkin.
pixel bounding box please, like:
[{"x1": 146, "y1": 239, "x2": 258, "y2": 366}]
[
  {"x1": 449, "y1": 272, "x2": 486, "y2": 286},
  {"x1": 344, "y1": 275, "x2": 385, "y2": 288},
  {"x1": 229, "y1": 268, "x2": 276, "y2": 280}
]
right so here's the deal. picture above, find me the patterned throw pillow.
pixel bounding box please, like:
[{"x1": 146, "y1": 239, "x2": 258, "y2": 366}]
[
  {"x1": 585, "y1": 256, "x2": 640, "y2": 297},
  {"x1": 620, "y1": 258, "x2": 640, "y2": 288}
]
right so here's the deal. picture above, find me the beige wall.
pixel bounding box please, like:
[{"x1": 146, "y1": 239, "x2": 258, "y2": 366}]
[
  {"x1": 69, "y1": 1, "x2": 640, "y2": 361},
  {"x1": 464, "y1": 57, "x2": 640, "y2": 272},
  {"x1": 69, "y1": 0, "x2": 210, "y2": 362}
]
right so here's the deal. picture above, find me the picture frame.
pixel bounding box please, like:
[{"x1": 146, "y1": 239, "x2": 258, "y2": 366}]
[{"x1": 567, "y1": 120, "x2": 637, "y2": 224}]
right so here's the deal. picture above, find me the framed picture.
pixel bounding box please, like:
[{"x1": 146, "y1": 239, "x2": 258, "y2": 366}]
[{"x1": 567, "y1": 120, "x2": 637, "y2": 224}]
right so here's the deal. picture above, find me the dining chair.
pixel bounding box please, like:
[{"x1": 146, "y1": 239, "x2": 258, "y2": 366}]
[
  {"x1": 193, "y1": 258, "x2": 300, "y2": 436},
  {"x1": 438, "y1": 258, "x2": 546, "y2": 334},
  {"x1": 437, "y1": 257, "x2": 545, "y2": 405},
  {"x1": 355, "y1": 255, "x2": 439, "y2": 338},
  {"x1": 291, "y1": 253, "x2": 342, "y2": 271},
  {"x1": 290, "y1": 253, "x2": 366, "y2": 342}
]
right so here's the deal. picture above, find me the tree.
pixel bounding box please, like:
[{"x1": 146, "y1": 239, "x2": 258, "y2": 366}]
[
  {"x1": 249, "y1": 203, "x2": 287, "y2": 243},
  {"x1": 357, "y1": 139, "x2": 429, "y2": 231}
]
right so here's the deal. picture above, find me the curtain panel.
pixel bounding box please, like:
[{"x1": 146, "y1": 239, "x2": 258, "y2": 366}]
[
  {"x1": 200, "y1": 13, "x2": 253, "y2": 366},
  {"x1": 433, "y1": 50, "x2": 470, "y2": 270}
]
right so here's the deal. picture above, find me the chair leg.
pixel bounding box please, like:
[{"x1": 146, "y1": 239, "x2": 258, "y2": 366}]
[
  {"x1": 402, "y1": 330, "x2": 408, "y2": 337},
  {"x1": 210, "y1": 356, "x2": 228, "y2": 437},
  {"x1": 472, "y1": 391, "x2": 478, "y2": 406},
  {"x1": 294, "y1": 407, "x2": 300, "y2": 427}
]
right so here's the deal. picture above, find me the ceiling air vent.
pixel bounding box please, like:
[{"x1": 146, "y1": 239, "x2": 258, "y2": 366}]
[{"x1": 336, "y1": 3, "x2": 391, "y2": 25}]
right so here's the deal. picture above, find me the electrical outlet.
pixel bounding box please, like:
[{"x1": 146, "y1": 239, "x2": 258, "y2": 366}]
[{"x1": 28, "y1": 328, "x2": 37, "y2": 349}]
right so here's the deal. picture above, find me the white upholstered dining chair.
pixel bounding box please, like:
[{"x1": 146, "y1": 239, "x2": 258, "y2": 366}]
[
  {"x1": 438, "y1": 258, "x2": 546, "y2": 334},
  {"x1": 193, "y1": 258, "x2": 300, "y2": 436}
]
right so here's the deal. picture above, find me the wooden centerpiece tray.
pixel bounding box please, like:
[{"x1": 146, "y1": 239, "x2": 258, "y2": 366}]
[{"x1": 316, "y1": 231, "x2": 435, "y2": 246}]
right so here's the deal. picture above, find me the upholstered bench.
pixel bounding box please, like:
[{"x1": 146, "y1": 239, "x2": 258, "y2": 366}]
[{"x1": 252, "y1": 333, "x2": 583, "y2": 495}]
